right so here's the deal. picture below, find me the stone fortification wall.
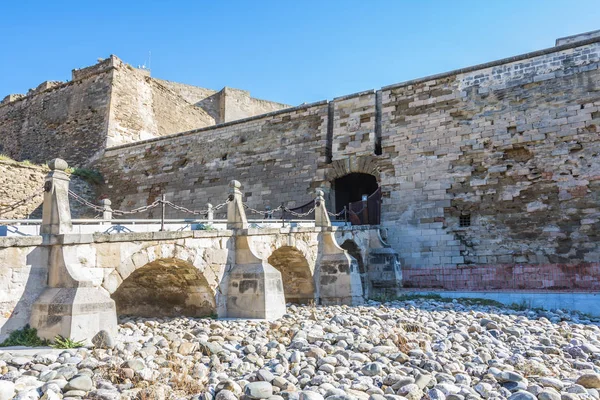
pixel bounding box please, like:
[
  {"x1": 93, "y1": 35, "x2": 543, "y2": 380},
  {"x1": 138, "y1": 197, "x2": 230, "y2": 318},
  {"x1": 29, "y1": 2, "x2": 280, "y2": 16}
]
[
  {"x1": 332, "y1": 90, "x2": 378, "y2": 160},
  {"x1": 105, "y1": 58, "x2": 216, "y2": 147},
  {"x1": 0, "y1": 55, "x2": 290, "y2": 167},
  {"x1": 95, "y1": 37, "x2": 600, "y2": 274},
  {"x1": 96, "y1": 102, "x2": 328, "y2": 216},
  {"x1": 219, "y1": 87, "x2": 290, "y2": 123},
  {"x1": 0, "y1": 58, "x2": 114, "y2": 166},
  {"x1": 139, "y1": 81, "x2": 290, "y2": 125},
  {"x1": 380, "y1": 38, "x2": 600, "y2": 271},
  {"x1": 152, "y1": 78, "x2": 221, "y2": 122}
]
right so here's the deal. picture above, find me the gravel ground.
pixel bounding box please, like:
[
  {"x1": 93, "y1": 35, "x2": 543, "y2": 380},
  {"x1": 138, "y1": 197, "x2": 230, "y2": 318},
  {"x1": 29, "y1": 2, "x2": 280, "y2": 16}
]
[{"x1": 2, "y1": 298, "x2": 600, "y2": 400}]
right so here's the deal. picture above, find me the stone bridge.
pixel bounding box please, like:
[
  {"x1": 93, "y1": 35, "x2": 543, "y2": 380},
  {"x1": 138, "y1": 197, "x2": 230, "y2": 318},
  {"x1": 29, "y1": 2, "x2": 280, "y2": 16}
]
[{"x1": 0, "y1": 160, "x2": 401, "y2": 343}]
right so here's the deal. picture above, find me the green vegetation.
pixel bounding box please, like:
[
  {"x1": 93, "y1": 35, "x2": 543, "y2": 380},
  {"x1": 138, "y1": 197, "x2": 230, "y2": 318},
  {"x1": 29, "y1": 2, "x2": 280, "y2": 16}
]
[
  {"x1": 0, "y1": 326, "x2": 87, "y2": 348},
  {"x1": 51, "y1": 335, "x2": 86, "y2": 349},
  {"x1": 66, "y1": 167, "x2": 104, "y2": 185},
  {"x1": 194, "y1": 223, "x2": 215, "y2": 231},
  {"x1": 0, "y1": 154, "x2": 14, "y2": 162},
  {"x1": 0, "y1": 325, "x2": 49, "y2": 347}
]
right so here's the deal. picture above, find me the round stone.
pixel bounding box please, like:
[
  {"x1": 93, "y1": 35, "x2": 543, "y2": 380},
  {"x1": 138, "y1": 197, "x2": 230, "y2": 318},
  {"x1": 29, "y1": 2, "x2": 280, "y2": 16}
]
[
  {"x1": 507, "y1": 390, "x2": 537, "y2": 400},
  {"x1": 92, "y1": 330, "x2": 114, "y2": 349},
  {"x1": 0, "y1": 381, "x2": 15, "y2": 400},
  {"x1": 245, "y1": 382, "x2": 274, "y2": 399},
  {"x1": 576, "y1": 374, "x2": 600, "y2": 389},
  {"x1": 65, "y1": 375, "x2": 93, "y2": 392},
  {"x1": 299, "y1": 391, "x2": 325, "y2": 400}
]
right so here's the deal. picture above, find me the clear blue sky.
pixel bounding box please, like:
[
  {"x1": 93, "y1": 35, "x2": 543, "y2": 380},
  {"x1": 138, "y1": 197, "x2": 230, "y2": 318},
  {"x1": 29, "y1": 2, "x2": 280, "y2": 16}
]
[{"x1": 1, "y1": 0, "x2": 599, "y2": 106}]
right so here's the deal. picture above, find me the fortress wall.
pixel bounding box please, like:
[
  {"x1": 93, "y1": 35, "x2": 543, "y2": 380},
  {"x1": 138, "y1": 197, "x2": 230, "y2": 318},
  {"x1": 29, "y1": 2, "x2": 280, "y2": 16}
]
[
  {"x1": 152, "y1": 78, "x2": 221, "y2": 121},
  {"x1": 332, "y1": 90, "x2": 377, "y2": 160},
  {"x1": 95, "y1": 38, "x2": 600, "y2": 271},
  {"x1": 96, "y1": 102, "x2": 329, "y2": 216},
  {"x1": 219, "y1": 87, "x2": 290, "y2": 123},
  {"x1": 0, "y1": 65, "x2": 113, "y2": 166},
  {"x1": 106, "y1": 60, "x2": 215, "y2": 147},
  {"x1": 379, "y1": 40, "x2": 600, "y2": 269}
]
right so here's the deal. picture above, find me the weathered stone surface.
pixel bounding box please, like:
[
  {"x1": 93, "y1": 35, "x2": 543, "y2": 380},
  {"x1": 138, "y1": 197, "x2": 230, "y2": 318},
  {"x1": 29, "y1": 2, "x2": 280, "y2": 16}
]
[
  {"x1": 91, "y1": 330, "x2": 114, "y2": 349},
  {"x1": 0, "y1": 381, "x2": 15, "y2": 400},
  {"x1": 65, "y1": 375, "x2": 93, "y2": 391},
  {"x1": 0, "y1": 55, "x2": 288, "y2": 166},
  {"x1": 245, "y1": 382, "x2": 274, "y2": 399},
  {"x1": 576, "y1": 373, "x2": 600, "y2": 388}
]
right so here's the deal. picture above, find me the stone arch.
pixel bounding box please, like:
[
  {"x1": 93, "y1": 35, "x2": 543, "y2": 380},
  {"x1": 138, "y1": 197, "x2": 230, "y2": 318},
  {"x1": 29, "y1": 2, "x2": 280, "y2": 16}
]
[
  {"x1": 340, "y1": 239, "x2": 368, "y2": 298},
  {"x1": 267, "y1": 246, "x2": 315, "y2": 304},
  {"x1": 111, "y1": 257, "x2": 216, "y2": 317},
  {"x1": 326, "y1": 155, "x2": 382, "y2": 182},
  {"x1": 101, "y1": 242, "x2": 218, "y2": 318}
]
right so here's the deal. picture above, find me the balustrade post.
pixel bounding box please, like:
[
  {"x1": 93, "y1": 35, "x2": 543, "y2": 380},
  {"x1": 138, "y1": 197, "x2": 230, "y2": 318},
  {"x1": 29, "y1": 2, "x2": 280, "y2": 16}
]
[
  {"x1": 207, "y1": 203, "x2": 214, "y2": 224},
  {"x1": 226, "y1": 180, "x2": 248, "y2": 229},
  {"x1": 41, "y1": 158, "x2": 72, "y2": 235},
  {"x1": 101, "y1": 199, "x2": 112, "y2": 225},
  {"x1": 314, "y1": 189, "x2": 332, "y2": 227}
]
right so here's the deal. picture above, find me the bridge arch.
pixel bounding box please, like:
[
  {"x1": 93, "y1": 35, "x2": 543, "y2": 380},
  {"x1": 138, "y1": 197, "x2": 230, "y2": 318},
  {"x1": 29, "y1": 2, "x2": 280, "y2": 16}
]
[
  {"x1": 111, "y1": 257, "x2": 216, "y2": 317},
  {"x1": 267, "y1": 246, "x2": 315, "y2": 304},
  {"x1": 101, "y1": 243, "x2": 218, "y2": 318},
  {"x1": 340, "y1": 239, "x2": 368, "y2": 297}
]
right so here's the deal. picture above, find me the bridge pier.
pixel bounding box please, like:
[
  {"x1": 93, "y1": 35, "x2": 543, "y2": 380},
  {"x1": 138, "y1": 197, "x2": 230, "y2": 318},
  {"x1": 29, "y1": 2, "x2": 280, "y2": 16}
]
[
  {"x1": 315, "y1": 190, "x2": 364, "y2": 305},
  {"x1": 367, "y1": 229, "x2": 403, "y2": 297},
  {"x1": 222, "y1": 181, "x2": 286, "y2": 319},
  {"x1": 29, "y1": 159, "x2": 117, "y2": 343}
]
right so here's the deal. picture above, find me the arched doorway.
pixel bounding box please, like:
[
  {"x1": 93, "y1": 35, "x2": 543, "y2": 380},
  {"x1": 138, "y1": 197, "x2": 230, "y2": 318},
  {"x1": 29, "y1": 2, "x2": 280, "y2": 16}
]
[
  {"x1": 267, "y1": 247, "x2": 315, "y2": 304},
  {"x1": 332, "y1": 173, "x2": 380, "y2": 225},
  {"x1": 340, "y1": 240, "x2": 368, "y2": 298},
  {"x1": 111, "y1": 258, "x2": 216, "y2": 317}
]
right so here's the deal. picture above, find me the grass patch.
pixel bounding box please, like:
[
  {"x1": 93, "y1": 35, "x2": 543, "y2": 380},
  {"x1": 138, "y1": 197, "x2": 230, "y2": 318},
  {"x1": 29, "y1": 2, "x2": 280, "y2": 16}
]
[
  {"x1": 51, "y1": 335, "x2": 86, "y2": 349},
  {"x1": 193, "y1": 223, "x2": 215, "y2": 231},
  {"x1": 0, "y1": 325, "x2": 49, "y2": 347},
  {"x1": 66, "y1": 167, "x2": 104, "y2": 185},
  {"x1": 0, "y1": 154, "x2": 15, "y2": 162}
]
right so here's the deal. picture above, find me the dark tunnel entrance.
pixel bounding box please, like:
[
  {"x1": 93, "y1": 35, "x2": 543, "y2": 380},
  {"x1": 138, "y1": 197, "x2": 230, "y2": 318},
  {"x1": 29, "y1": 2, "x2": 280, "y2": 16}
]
[{"x1": 333, "y1": 173, "x2": 379, "y2": 224}]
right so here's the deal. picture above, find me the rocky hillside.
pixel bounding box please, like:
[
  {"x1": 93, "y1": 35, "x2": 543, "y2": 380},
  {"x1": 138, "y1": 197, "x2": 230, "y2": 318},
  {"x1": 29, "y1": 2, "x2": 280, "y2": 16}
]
[{"x1": 0, "y1": 158, "x2": 98, "y2": 219}]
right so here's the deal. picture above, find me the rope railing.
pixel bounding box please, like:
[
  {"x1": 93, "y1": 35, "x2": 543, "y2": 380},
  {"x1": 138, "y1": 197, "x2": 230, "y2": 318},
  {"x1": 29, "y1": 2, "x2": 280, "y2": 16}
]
[
  {"x1": 243, "y1": 204, "x2": 283, "y2": 216},
  {"x1": 283, "y1": 205, "x2": 316, "y2": 218},
  {"x1": 163, "y1": 199, "x2": 229, "y2": 216},
  {"x1": 67, "y1": 190, "x2": 105, "y2": 213},
  {"x1": 15, "y1": 188, "x2": 351, "y2": 229},
  {"x1": 68, "y1": 190, "x2": 231, "y2": 217},
  {"x1": 328, "y1": 207, "x2": 347, "y2": 217}
]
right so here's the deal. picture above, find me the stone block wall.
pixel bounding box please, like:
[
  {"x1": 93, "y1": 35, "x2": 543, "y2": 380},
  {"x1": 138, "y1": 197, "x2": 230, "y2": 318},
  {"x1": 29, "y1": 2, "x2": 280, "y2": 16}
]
[
  {"x1": 0, "y1": 65, "x2": 113, "y2": 166},
  {"x1": 0, "y1": 55, "x2": 292, "y2": 166},
  {"x1": 96, "y1": 102, "x2": 329, "y2": 217},
  {"x1": 332, "y1": 90, "x2": 377, "y2": 160},
  {"x1": 105, "y1": 58, "x2": 216, "y2": 148},
  {"x1": 379, "y1": 39, "x2": 600, "y2": 271},
  {"x1": 219, "y1": 87, "x2": 290, "y2": 123},
  {"x1": 94, "y1": 37, "x2": 600, "y2": 276},
  {"x1": 0, "y1": 239, "x2": 47, "y2": 341},
  {"x1": 0, "y1": 159, "x2": 99, "y2": 219},
  {"x1": 153, "y1": 78, "x2": 221, "y2": 121}
]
